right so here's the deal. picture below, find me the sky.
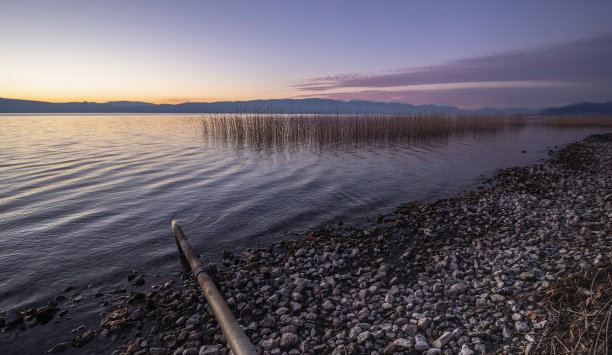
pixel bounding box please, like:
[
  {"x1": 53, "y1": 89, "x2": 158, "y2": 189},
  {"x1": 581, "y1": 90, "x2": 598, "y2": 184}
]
[{"x1": 0, "y1": 0, "x2": 611, "y2": 109}]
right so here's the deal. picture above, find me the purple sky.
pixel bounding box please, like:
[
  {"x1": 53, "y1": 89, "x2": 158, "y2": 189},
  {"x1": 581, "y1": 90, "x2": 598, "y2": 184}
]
[{"x1": 1, "y1": 0, "x2": 611, "y2": 108}]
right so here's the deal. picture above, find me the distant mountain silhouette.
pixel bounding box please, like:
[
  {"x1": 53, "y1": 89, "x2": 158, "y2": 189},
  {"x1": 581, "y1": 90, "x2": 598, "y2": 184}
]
[
  {"x1": 538, "y1": 101, "x2": 612, "y2": 115},
  {"x1": 0, "y1": 97, "x2": 540, "y2": 115}
]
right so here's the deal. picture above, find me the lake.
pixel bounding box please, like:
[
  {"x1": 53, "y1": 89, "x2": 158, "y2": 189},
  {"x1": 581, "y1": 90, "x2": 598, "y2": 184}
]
[{"x1": 0, "y1": 114, "x2": 607, "y2": 316}]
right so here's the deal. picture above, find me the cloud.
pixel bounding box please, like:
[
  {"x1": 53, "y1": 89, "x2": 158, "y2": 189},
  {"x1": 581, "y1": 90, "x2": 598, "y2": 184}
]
[
  {"x1": 294, "y1": 34, "x2": 612, "y2": 92},
  {"x1": 296, "y1": 82, "x2": 610, "y2": 109}
]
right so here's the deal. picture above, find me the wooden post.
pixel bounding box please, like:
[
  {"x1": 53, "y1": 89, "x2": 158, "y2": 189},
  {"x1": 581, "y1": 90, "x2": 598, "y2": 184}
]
[{"x1": 172, "y1": 220, "x2": 256, "y2": 355}]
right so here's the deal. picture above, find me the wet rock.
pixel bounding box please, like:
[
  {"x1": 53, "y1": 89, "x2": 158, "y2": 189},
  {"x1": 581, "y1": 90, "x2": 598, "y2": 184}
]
[
  {"x1": 4, "y1": 310, "x2": 23, "y2": 326},
  {"x1": 36, "y1": 304, "x2": 58, "y2": 324},
  {"x1": 71, "y1": 330, "x2": 95, "y2": 347},
  {"x1": 47, "y1": 342, "x2": 68, "y2": 353}
]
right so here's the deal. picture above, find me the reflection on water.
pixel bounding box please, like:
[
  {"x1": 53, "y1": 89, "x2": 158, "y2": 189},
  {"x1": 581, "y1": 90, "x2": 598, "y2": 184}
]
[{"x1": 0, "y1": 114, "x2": 608, "y2": 317}]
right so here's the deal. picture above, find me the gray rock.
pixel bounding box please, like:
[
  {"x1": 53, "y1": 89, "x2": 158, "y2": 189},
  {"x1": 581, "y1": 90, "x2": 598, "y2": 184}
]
[
  {"x1": 349, "y1": 325, "x2": 363, "y2": 339},
  {"x1": 183, "y1": 349, "x2": 199, "y2": 355},
  {"x1": 402, "y1": 324, "x2": 418, "y2": 336},
  {"x1": 460, "y1": 344, "x2": 475, "y2": 355},
  {"x1": 533, "y1": 320, "x2": 548, "y2": 330},
  {"x1": 332, "y1": 345, "x2": 346, "y2": 355},
  {"x1": 432, "y1": 331, "x2": 453, "y2": 349},
  {"x1": 186, "y1": 314, "x2": 200, "y2": 326},
  {"x1": 267, "y1": 294, "x2": 279, "y2": 306},
  {"x1": 383, "y1": 338, "x2": 414, "y2": 355},
  {"x1": 279, "y1": 333, "x2": 299, "y2": 349},
  {"x1": 417, "y1": 317, "x2": 432, "y2": 330},
  {"x1": 490, "y1": 294, "x2": 506, "y2": 303},
  {"x1": 259, "y1": 316, "x2": 276, "y2": 328},
  {"x1": 426, "y1": 349, "x2": 442, "y2": 355},
  {"x1": 519, "y1": 272, "x2": 536, "y2": 281},
  {"x1": 149, "y1": 348, "x2": 167, "y2": 355},
  {"x1": 448, "y1": 283, "x2": 469, "y2": 296},
  {"x1": 275, "y1": 307, "x2": 289, "y2": 316},
  {"x1": 502, "y1": 327, "x2": 514, "y2": 339},
  {"x1": 199, "y1": 344, "x2": 221, "y2": 355},
  {"x1": 322, "y1": 300, "x2": 334, "y2": 310},
  {"x1": 260, "y1": 339, "x2": 275, "y2": 350},
  {"x1": 414, "y1": 334, "x2": 430, "y2": 351},
  {"x1": 289, "y1": 302, "x2": 301, "y2": 312},
  {"x1": 270, "y1": 268, "x2": 282, "y2": 278},
  {"x1": 130, "y1": 309, "x2": 144, "y2": 320},
  {"x1": 515, "y1": 321, "x2": 530, "y2": 333},
  {"x1": 357, "y1": 331, "x2": 371, "y2": 344}
]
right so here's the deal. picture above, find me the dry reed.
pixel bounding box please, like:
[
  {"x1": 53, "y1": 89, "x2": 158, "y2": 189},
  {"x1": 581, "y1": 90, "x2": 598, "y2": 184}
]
[
  {"x1": 533, "y1": 262, "x2": 611, "y2": 354},
  {"x1": 197, "y1": 114, "x2": 612, "y2": 151}
]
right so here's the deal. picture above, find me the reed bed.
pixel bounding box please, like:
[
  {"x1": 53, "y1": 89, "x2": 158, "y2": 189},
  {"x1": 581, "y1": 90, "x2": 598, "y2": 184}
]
[
  {"x1": 198, "y1": 114, "x2": 518, "y2": 151},
  {"x1": 197, "y1": 113, "x2": 612, "y2": 151},
  {"x1": 535, "y1": 115, "x2": 612, "y2": 127}
]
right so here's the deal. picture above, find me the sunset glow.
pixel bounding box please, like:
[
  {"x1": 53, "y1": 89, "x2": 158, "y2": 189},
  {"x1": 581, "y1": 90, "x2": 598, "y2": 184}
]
[{"x1": 1, "y1": 0, "x2": 611, "y2": 108}]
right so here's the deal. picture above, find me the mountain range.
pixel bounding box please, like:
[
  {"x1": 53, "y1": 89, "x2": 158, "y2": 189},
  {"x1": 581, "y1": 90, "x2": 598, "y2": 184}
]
[{"x1": 0, "y1": 97, "x2": 610, "y2": 115}]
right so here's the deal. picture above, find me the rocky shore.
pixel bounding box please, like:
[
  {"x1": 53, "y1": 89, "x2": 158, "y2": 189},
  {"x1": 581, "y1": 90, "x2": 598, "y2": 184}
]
[{"x1": 2, "y1": 133, "x2": 611, "y2": 354}]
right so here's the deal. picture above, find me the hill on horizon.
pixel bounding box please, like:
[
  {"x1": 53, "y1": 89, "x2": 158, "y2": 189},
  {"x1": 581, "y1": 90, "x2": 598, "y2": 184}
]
[
  {"x1": 5, "y1": 97, "x2": 611, "y2": 116},
  {"x1": 0, "y1": 97, "x2": 545, "y2": 115},
  {"x1": 538, "y1": 101, "x2": 612, "y2": 116}
]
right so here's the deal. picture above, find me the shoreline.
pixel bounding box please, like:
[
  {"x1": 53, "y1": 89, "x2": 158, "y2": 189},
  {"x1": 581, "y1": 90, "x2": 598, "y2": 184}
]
[{"x1": 2, "y1": 133, "x2": 611, "y2": 354}]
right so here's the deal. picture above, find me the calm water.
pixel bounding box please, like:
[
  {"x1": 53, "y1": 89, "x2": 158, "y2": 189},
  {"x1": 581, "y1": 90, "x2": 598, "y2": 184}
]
[{"x1": 0, "y1": 114, "x2": 607, "y2": 315}]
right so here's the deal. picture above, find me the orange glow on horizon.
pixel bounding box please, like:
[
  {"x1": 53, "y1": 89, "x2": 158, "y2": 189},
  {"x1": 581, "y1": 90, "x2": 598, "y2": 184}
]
[{"x1": 0, "y1": 93, "x2": 294, "y2": 105}]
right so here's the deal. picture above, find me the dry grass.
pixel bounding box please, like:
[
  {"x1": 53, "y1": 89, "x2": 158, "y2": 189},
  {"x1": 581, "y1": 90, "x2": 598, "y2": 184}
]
[{"x1": 533, "y1": 262, "x2": 612, "y2": 354}]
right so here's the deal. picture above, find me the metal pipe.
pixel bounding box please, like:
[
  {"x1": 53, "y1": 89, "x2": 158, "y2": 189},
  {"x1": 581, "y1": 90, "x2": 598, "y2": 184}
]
[{"x1": 172, "y1": 220, "x2": 256, "y2": 355}]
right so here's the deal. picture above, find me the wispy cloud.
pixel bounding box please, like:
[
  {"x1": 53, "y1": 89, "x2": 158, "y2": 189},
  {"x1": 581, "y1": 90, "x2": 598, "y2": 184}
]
[{"x1": 294, "y1": 35, "x2": 612, "y2": 95}]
